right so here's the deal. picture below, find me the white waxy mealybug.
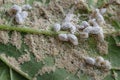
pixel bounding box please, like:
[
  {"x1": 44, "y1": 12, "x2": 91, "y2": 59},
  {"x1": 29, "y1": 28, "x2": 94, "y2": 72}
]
[
  {"x1": 83, "y1": 26, "x2": 103, "y2": 35},
  {"x1": 100, "y1": 8, "x2": 106, "y2": 15},
  {"x1": 95, "y1": 56, "x2": 104, "y2": 67},
  {"x1": 85, "y1": 57, "x2": 95, "y2": 65},
  {"x1": 80, "y1": 21, "x2": 90, "y2": 29},
  {"x1": 97, "y1": 32, "x2": 104, "y2": 42},
  {"x1": 79, "y1": 32, "x2": 89, "y2": 38},
  {"x1": 101, "y1": 60, "x2": 111, "y2": 70},
  {"x1": 61, "y1": 22, "x2": 76, "y2": 34},
  {"x1": 15, "y1": 13, "x2": 24, "y2": 24},
  {"x1": 20, "y1": 11, "x2": 28, "y2": 19},
  {"x1": 89, "y1": 19, "x2": 99, "y2": 27},
  {"x1": 11, "y1": 5, "x2": 22, "y2": 13},
  {"x1": 95, "y1": 9, "x2": 105, "y2": 25},
  {"x1": 61, "y1": 22, "x2": 72, "y2": 30},
  {"x1": 22, "y1": 4, "x2": 32, "y2": 11},
  {"x1": 83, "y1": 20, "x2": 104, "y2": 41},
  {"x1": 70, "y1": 25, "x2": 76, "y2": 34},
  {"x1": 96, "y1": 56, "x2": 104, "y2": 62},
  {"x1": 67, "y1": 34, "x2": 78, "y2": 45},
  {"x1": 78, "y1": 25, "x2": 84, "y2": 30},
  {"x1": 96, "y1": 14, "x2": 105, "y2": 25},
  {"x1": 15, "y1": 11, "x2": 28, "y2": 24},
  {"x1": 53, "y1": 23, "x2": 61, "y2": 32},
  {"x1": 58, "y1": 34, "x2": 68, "y2": 41},
  {"x1": 89, "y1": 27, "x2": 102, "y2": 34},
  {"x1": 83, "y1": 26, "x2": 92, "y2": 33}
]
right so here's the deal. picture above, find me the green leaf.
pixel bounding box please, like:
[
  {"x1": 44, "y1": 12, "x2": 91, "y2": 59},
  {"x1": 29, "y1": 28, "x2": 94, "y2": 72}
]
[
  {"x1": 112, "y1": 20, "x2": 120, "y2": 30},
  {"x1": 106, "y1": 36, "x2": 120, "y2": 67},
  {"x1": 0, "y1": 0, "x2": 120, "y2": 80},
  {"x1": 87, "y1": 0, "x2": 95, "y2": 8},
  {"x1": 37, "y1": 68, "x2": 79, "y2": 80},
  {"x1": 0, "y1": 60, "x2": 27, "y2": 80}
]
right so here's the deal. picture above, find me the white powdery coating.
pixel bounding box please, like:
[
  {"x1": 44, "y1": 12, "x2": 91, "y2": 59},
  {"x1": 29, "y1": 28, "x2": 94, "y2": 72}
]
[
  {"x1": 53, "y1": 23, "x2": 61, "y2": 32},
  {"x1": 22, "y1": 4, "x2": 32, "y2": 11},
  {"x1": 64, "y1": 13, "x2": 74, "y2": 22},
  {"x1": 15, "y1": 13, "x2": 24, "y2": 24},
  {"x1": 11, "y1": 4, "x2": 22, "y2": 13},
  {"x1": 58, "y1": 34, "x2": 68, "y2": 41},
  {"x1": 20, "y1": 11, "x2": 28, "y2": 19},
  {"x1": 67, "y1": 34, "x2": 78, "y2": 45},
  {"x1": 85, "y1": 57, "x2": 95, "y2": 65}
]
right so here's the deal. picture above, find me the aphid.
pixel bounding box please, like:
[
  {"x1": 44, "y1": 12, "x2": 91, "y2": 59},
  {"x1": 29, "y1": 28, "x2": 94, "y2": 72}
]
[
  {"x1": 22, "y1": 4, "x2": 32, "y2": 11},
  {"x1": 67, "y1": 34, "x2": 78, "y2": 45},
  {"x1": 15, "y1": 13, "x2": 24, "y2": 24},
  {"x1": 64, "y1": 13, "x2": 74, "y2": 22},
  {"x1": 20, "y1": 11, "x2": 28, "y2": 19},
  {"x1": 79, "y1": 32, "x2": 89, "y2": 38},
  {"x1": 58, "y1": 34, "x2": 68, "y2": 41},
  {"x1": 101, "y1": 60, "x2": 111, "y2": 70},
  {"x1": 53, "y1": 23, "x2": 61, "y2": 32},
  {"x1": 85, "y1": 57, "x2": 95, "y2": 65},
  {"x1": 11, "y1": 5, "x2": 22, "y2": 14}
]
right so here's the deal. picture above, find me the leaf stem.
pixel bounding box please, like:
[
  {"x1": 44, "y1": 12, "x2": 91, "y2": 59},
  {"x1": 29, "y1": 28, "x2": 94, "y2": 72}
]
[
  {"x1": 0, "y1": 25, "x2": 69, "y2": 36},
  {"x1": 10, "y1": 68, "x2": 13, "y2": 80},
  {"x1": 111, "y1": 70, "x2": 118, "y2": 80},
  {"x1": 111, "y1": 67, "x2": 120, "y2": 71},
  {"x1": 0, "y1": 25, "x2": 120, "y2": 37}
]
